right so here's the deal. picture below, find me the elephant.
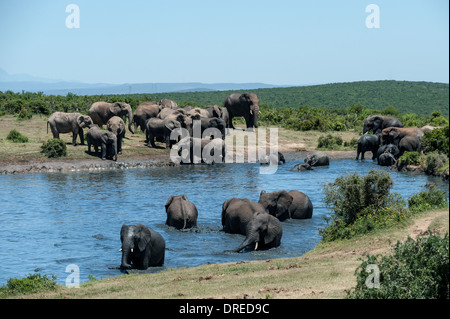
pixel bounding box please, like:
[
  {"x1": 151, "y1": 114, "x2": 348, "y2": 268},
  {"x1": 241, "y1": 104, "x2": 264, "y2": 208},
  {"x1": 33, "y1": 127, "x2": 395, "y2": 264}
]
[
  {"x1": 304, "y1": 152, "x2": 329, "y2": 166},
  {"x1": 133, "y1": 102, "x2": 162, "y2": 133},
  {"x1": 165, "y1": 195, "x2": 198, "y2": 229},
  {"x1": 356, "y1": 134, "x2": 379, "y2": 160},
  {"x1": 221, "y1": 198, "x2": 268, "y2": 235},
  {"x1": 380, "y1": 126, "x2": 424, "y2": 146},
  {"x1": 176, "y1": 136, "x2": 226, "y2": 164},
  {"x1": 376, "y1": 143, "x2": 400, "y2": 159},
  {"x1": 292, "y1": 163, "x2": 313, "y2": 171},
  {"x1": 159, "y1": 99, "x2": 178, "y2": 109},
  {"x1": 158, "y1": 108, "x2": 188, "y2": 120},
  {"x1": 230, "y1": 212, "x2": 283, "y2": 253},
  {"x1": 198, "y1": 117, "x2": 226, "y2": 140},
  {"x1": 363, "y1": 115, "x2": 403, "y2": 135},
  {"x1": 107, "y1": 116, "x2": 125, "y2": 154},
  {"x1": 259, "y1": 190, "x2": 313, "y2": 221},
  {"x1": 421, "y1": 125, "x2": 442, "y2": 133},
  {"x1": 223, "y1": 93, "x2": 259, "y2": 131},
  {"x1": 163, "y1": 113, "x2": 193, "y2": 149},
  {"x1": 47, "y1": 112, "x2": 93, "y2": 146},
  {"x1": 145, "y1": 118, "x2": 166, "y2": 148},
  {"x1": 204, "y1": 105, "x2": 223, "y2": 118},
  {"x1": 188, "y1": 107, "x2": 210, "y2": 119},
  {"x1": 145, "y1": 114, "x2": 193, "y2": 149},
  {"x1": 259, "y1": 152, "x2": 286, "y2": 165},
  {"x1": 120, "y1": 224, "x2": 165, "y2": 270},
  {"x1": 88, "y1": 101, "x2": 134, "y2": 134},
  {"x1": 86, "y1": 125, "x2": 118, "y2": 161},
  {"x1": 399, "y1": 135, "x2": 421, "y2": 155},
  {"x1": 378, "y1": 151, "x2": 397, "y2": 166}
]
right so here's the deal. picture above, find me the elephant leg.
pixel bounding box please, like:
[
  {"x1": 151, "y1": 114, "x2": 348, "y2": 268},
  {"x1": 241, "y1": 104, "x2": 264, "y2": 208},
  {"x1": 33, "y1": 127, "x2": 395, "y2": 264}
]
[
  {"x1": 101, "y1": 142, "x2": 107, "y2": 160},
  {"x1": 228, "y1": 112, "x2": 235, "y2": 129},
  {"x1": 117, "y1": 136, "x2": 122, "y2": 154},
  {"x1": 78, "y1": 127, "x2": 85, "y2": 145}
]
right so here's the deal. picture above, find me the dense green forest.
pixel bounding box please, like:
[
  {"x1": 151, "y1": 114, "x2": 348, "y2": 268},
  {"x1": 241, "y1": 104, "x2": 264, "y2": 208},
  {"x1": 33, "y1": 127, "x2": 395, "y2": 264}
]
[{"x1": 0, "y1": 80, "x2": 448, "y2": 133}]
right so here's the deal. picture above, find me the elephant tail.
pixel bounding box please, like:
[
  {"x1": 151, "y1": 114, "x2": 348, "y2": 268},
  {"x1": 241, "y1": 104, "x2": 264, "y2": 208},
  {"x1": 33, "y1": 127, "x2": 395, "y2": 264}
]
[{"x1": 181, "y1": 203, "x2": 187, "y2": 230}]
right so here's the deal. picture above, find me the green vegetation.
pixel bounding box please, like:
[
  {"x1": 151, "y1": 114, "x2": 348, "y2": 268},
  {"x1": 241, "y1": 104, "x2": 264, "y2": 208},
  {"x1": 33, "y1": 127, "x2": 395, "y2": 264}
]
[
  {"x1": 317, "y1": 134, "x2": 343, "y2": 149},
  {"x1": 408, "y1": 184, "x2": 448, "y2": 213},
  {"x1": 40, "y1": 138, "x2": 67, "y2": 158},
  {"x1": 6, "y1": 129, "x2": 28, "y2": 143},
  {"x1": 0, "y1": 273, "x2": 57, "y2": 297},
  {"x1": 347, "y1": 232, "x2": 449, "y2": 299},
  {"x1": 422, "y1": 125, "x2": 449, "y2": 157}
]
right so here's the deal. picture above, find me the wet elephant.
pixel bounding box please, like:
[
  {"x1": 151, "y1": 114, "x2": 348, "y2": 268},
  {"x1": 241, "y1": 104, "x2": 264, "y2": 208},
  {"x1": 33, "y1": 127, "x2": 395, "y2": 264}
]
[
  {"x1": 305, "y1": 152, "x2": 329, "y2": 166},
  {"x1": 89, "y1": 101, "x2": 134, "y2": 134},
  {"x1": 259, "y1": 190, "x2": 313, "y2": 221},
  {"x1": 223, "y1": 93, "x2": 259, "y2": 131},
  {"x1": 378, "y1": 151, "x2": 397, "y2": 166},
  {"x1": 363, "y1": 115, "x2": 403, "y2": 135},
  {"x1": 356, "y1": 134, "x2": 379, "y2": 160},
  {"x1": 120, "y1": 224, "x2": 165, "y2": 270},
  {"x1": 221, "y1": 198, "x2": 268, "y2": 235},
  {"x1": 47, "y1": 112, "x2": 93, "y2": 146},
  {"x1": 175, "y1": 136, "x2": 226, "y2": 164},
  {"x1": 165, "y1": 195, "x2": 198, "y2": 230}
]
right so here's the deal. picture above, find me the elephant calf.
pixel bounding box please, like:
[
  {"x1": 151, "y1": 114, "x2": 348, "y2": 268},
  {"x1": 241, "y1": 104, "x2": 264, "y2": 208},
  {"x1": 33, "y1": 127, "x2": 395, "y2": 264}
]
[
  {"x1": 304, "y1": 152, "x2": 329, "y2": 166},
  {"x1": 120, "y1": 224, "x2": 165, "y2": 270},
  {"x1": 259, "y1": 190, "x2": 313, "y2": 221},
  {"x1": 107, "y1": 116, "x2": 125, "y2": 154},
  {"x1": 165, "y1": 195, "x2": 198, "y2": 230},
  {"x1": 87, "y1": 126, "x2": 118, "y2": 161},
  {"x1": 47, "y1": 112, "x2": 93, "y2": 146}
]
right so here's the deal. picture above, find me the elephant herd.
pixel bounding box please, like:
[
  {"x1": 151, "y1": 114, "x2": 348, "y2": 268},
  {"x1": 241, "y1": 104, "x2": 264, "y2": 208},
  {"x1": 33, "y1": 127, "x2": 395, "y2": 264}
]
[
  {"x1": 356, "y1": 115, "x2": 440, "y2": 166},
  {"x1": 46, "y1": 93, "x2": 260, "y2": 163},
  {"x1": 120, "y1": 189, "x2": 314, "y2": 270}
]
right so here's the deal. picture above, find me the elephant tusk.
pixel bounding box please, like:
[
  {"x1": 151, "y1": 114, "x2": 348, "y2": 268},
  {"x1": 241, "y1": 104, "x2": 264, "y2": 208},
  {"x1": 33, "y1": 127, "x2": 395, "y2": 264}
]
[
  {"x1": 254, "y1": 242, "x2": 259, "y2": 250},
  {"x1": 130, "y1": 248, "x2": 133, "y2": 253},
  {"x1": 118, "y1": 248, "x2": 122, "y2": 252}
]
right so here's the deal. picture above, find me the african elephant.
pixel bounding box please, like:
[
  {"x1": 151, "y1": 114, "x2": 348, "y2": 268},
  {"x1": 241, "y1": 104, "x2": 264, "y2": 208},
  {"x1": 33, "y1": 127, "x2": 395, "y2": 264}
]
[
  {"x1": 198, "y1": 117, "x2": 226, "y2": 140},
  {"x1": 378, "y1": 151, "x2": 397, "y2": 166},
  {"x1": 363, "y1": 115, "x2": 403, "y2": 135},
  {"x1": 145, "y1": 118, "x2": 165, "y2": 148},
  {"x1": 47, "y1": 112, "x2": 93, "y2": 146},
  {"x1": 223, "y1": 93, "x2": 259, "y2": 131},
  {"x1": 176, "y1": 137, "x2": 226, "y2": 164},
  {"x1": 304, "y1": 152, "x2": 329, "y2": 166},
  {"x1": 88, "y1": 101, "x2": 134, "y2": 134},
  {"x1": 356, "y1": 134, "x2": 379, "y2": 160},
  {"x1": 163, "y1": 113, "x2": 193, "y2": 149},
  {"x1": 292, "y1": 163, "x2": 313, "y2": 171},
  {"x1": 133, "y1": 102, "x2": 162, "y2": 133},
  {"x1": 231, "y1": 212, "x2": 283, "y2": 253},
  {"x1": 205, "y1": 105, "x2": 223, "y2": 118},
  {"x1": 165, "y1": 195, "x2": 198, "y2": 229},
  {"x1": 158, "y1": 108, "x2": 188, "y2": 120},
  {"x1": 86, "y1": 125, "x2": 118, "y2": 161},
  {"x1": 159, "y1": 99, "x2": 178, "y2": 109},
  {"x1": 221, "y1": 198, "x2": 268, "y2": 235},
  {"x1": 120, "y1": 224, "x2": 165, "y2": 270},
  {"x1": 380, "y1": 126, "x2": 424, "y2": 146},
  {"x1": 107, "y1": 116, "x2": 126, "y2": 154},
  {"x1": 376, "y1": 143, "x2": 400, "y2": 159},
  {"x1": 188, "y1": 107, "x2": 210, "y2": 119},
  {"x1": 259, "y1": 152, "x2": 286, "y2": 165},
  {"x1": 259, "y1": 190, "x2": 313, "y2": 220},
  {"x1": 399, "y1": 135, "x2": 421, "y2": 155}
]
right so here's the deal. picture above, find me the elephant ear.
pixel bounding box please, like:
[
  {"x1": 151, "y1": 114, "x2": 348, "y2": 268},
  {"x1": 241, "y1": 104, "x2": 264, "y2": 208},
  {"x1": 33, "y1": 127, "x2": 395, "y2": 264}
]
[
  {"x1": 165, "y1": 119, "x2": 181, "y2": 131},
  {"x1": 212, "y1": 105, "x2": 222, "y2": 118},
  {"x1": 137, "y1": 226, "x2": 152, "y2": 252},
  {"x1": 264, "y1": 215, "x2": 280, "y2": 245},
  {"x1": 110, "y1": 102, "x2": 123, "y2": 115},
  {"x1": 165, "y1": 196, "x2": 174, "y2": 211},
  {"x1": 76, "y1": 115, "x2": 85, "y2": 128},
  {"x1": 277, "y1": 191, "x2": 293, "y2": 208}
]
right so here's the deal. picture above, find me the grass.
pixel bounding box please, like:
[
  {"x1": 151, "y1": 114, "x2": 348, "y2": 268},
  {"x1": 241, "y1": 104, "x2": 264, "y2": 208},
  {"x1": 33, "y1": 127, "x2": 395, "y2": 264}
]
[{"x1": 8, "y1": 208, "x2": 447, "y2": 299}]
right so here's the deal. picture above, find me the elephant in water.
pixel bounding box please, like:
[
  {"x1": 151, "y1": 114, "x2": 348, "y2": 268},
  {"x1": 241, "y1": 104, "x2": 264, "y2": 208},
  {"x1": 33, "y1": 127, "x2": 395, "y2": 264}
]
[
  {"x1": 165, "y1": 195, "x2": 198, "y2": 230},
  {"x1": 363, "y1": 115, "x2": 403, "y2": 135},
  {"x1": 378, "y1": 151, "x2": 397, "y2": 166},
  {"x1": 356, "y1": 134, "x2": 379, "y2": 160},
  {"x1": 120, "y1": 224, "x2": 165, "y2": 270},
  {"x1": 47, "y1": 112, "x2": 93, "y2": 146},
  {"x1": 175, "y1": 136, "x2": 226, "y2": 164},
  {"x1": 259, "y1": 152, "x2": 286, "y2": 165},
  {"x1": 259, "y1": 190, "x2": 313, "y2": 221},
  {"x1": 107, "y1": 116, "x2": 125, "y2": 154},
  {"x1": 223, "y1": 93, "x2": 259, "y2": 131},
  {"x1": 89, "y1": 101, "x2": 134, "y2": 134},
  {"x1": 86, "y1": 126, "x2": 118, "y2": 161},
  {"x1": 304, "y1": 152, "x2": 329, "y2": 166},
  {"x1": 221, "y1": 198, "x2": 268, "y2": 235},
  {"x1": 398, "y1": 135, "x2": 421, "y2": 155}
]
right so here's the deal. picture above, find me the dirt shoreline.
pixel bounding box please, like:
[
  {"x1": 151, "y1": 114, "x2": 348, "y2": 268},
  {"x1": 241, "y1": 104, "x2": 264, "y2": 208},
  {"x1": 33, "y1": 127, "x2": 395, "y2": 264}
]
[{"x1": 0, "y1": 150, "x2": 356, "y2": 175}]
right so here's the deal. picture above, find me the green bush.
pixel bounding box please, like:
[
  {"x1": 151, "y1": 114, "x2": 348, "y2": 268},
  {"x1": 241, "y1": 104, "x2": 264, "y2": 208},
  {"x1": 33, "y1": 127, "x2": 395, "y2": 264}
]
[
  {"x1": 408, "y1": 184, "x2": 448, "y2": 213},
  {"x1": 397, "y1": 151, "x2": 421, "y2": 170},
  {"x1": 0, "y1": 273, "x2": 57, "y2": 297},
  {"x1": 347, "y1": 232, "x2": 449, "y2": 299},
  {"x1": 41, "y1": 138, "x2": 67, "y2": 158},
  {"x1": 421, "y1": 126, "x2": 449, "y2": 156},
  {"x1": 320, "y1": 170, "x2": 406, "y2": 241},
  {"x1": 424, "y1": 152, "x2": 449, "y2": 176},
  {"x1": 317, "y1": 134, "x2": 343, "y2": 149},
  {"x1": 17, "y1": 107, "x2": 32, "y2": 120},
  {"x1": 6, "y1": 129, "x2": 29, "y2": 143}
]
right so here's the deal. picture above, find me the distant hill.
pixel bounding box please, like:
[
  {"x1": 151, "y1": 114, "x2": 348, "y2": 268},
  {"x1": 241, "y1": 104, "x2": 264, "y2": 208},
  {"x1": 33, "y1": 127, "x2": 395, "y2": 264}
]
[{"x1": 143, "y1": 80, "x2": 449, "y2": 116}]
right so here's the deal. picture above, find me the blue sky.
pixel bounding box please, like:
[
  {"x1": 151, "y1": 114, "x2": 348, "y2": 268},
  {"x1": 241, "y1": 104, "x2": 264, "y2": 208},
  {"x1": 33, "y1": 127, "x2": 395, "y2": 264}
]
[{"x1": 0, "y1": 0, "x2": 448, "y2": 85}]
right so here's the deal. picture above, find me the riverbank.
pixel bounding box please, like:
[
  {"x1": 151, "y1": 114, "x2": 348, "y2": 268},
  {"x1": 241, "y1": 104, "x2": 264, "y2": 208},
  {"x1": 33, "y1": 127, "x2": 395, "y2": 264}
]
[{"x1": 13, "y1": 208, "x2": 448, "y2": 299}]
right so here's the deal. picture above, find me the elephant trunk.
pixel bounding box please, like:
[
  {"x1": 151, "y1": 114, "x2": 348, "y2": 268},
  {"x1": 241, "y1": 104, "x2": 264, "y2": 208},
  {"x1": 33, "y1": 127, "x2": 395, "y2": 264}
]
[
  {"x1": 252, "y1": 110, "x2": 259, "y2": 128},
  {"x1": 127, "y1": 108, "x2": 134, "y2": 134},
  {"x1": 120, "y1": 248, "x2": 132, "y2": 270},
  {"x1": 112, "y1": 141, "x2": 118, "y2": 161},
  {"x1": 363, "y1": 123, "x2": 370, "y2": 134},
  {"x1": 234, "y1": 233, "x2": 259, "y2": 253}
]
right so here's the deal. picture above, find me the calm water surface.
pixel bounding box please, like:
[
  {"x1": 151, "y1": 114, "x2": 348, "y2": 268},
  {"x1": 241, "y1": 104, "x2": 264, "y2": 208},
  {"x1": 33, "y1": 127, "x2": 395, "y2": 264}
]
[{"x1": 0, "y1": 157, "x2": 447, "y2": 285}]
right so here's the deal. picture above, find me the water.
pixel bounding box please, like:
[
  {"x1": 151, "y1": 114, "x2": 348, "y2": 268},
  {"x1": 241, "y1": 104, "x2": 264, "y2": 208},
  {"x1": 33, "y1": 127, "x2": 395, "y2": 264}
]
[{"x1": 0, "y1": 157, "x2": 448, "y2": 285}]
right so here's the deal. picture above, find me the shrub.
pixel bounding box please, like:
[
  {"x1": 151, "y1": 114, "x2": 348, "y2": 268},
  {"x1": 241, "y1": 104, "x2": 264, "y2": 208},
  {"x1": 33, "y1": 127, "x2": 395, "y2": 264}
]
[
  {"x1": 6, "y1": 129, "x2": 29, "y2": 143},
  {"x1": 397, "y1": 151, "x2": 421, "y2": 170},
  {"x1": 320, "y1": 170, "x2": 406, "y2": 241},
  {"x1": 421, "y1": 126, "x2": 449, "y2": 156},
  {"x1": 317, "y1": 134, "x2": 343, "y2": 149},
  {"x1": 408, "y1": 184, "x2": 448, "y2": 213},
  {"x1": 0, "y1": 273, "x2": 57, "y2": 297},
  {"x1": 41, "y1": 138, "x2": 67, "y2": 158},
  {"x1": 424, "y1": 152, "x2": 449, "y2": 176},
  {"x1": 17, "y1": 107, "x2": 32, "y2": 120},
  {"x1": 347, "y1": 232, "x2": 449, "y2": 299}
]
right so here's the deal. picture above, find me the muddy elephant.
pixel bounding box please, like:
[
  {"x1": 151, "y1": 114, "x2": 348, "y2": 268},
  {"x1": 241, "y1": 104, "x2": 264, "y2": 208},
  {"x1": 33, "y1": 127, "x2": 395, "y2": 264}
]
[
  {"x1": 221, "y1": 198, "x2": 268, "y2": 235},
  {"x1": 107, "y1": 116, "x2": 126, "y2": 154},
  {"x1": 380, "y1": 126, "x2": 424, "y2": 146},
  {"x1": 378, "y1": 151, "x2": 397, "y2": 166},
  {"x1": 86, "y1": 126, "x2": 118, "y2": 161},
  {"x1": 165, "y1": 195, "x2": 198, "y2": 229},
  {"x1": 88, "y1": 101, "x2": 134, "y2": 134},
  {"x1": 223, "y1": 93, "x2": 259, "y2": 131},
  {"x1": 47, "y1": 112, "x2": 93, "y2": 146},
  {"x1": 356, "y1": 134, "x2": 379, "y2": 160},
  {"x1": 376, "y1": 143, "x2": 400, "y2": 159},
  {"x1": 305, "y1": 152, "x2": 329, "y2": 166},
  {"x1": 175, "y1": 136, "x2": 226, "y2": 164},
  {"x1": 120, "y1": 224, "x2": 165, "y2": 270},
  {"x1": 230, "y1": 212, "x2": 283, "y2": 253},
  {"x1": 363, "y1": 115, "x2": 403, "y2": 135},
  {"x1": 133, "y1": 102, "x2": 162, "y2": 133},
  {"x1": 259, "y1": 190, "x2": 313, "y2": 221}
]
